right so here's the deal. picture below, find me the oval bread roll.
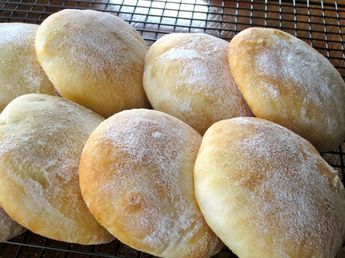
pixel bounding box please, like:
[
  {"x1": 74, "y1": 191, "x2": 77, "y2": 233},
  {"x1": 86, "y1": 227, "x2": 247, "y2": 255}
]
[
  {"x1": 143, "y1": 33, "x2": 252, "y2": 134},
  {"x1": 194, "y1": 117, "x2": 345, "y2": 258},
  {"x1": 0, "y1": 207, "x2": 25, "y2": 242},
  {"x1": 228, "y1": 27, "x2": 345, "y2": 151},
  {"x1": 0, "y1": 94, "x2": 113, "y2": 244},
  {"x1": 35, "y1": 9, "x2": 149, "y2": 117},
  {"x1": 79, "y1": 109, "x2": 222, "y2": 257},
  {"x1": 0, "y1": 23, "x2": 56, "y2": 111}
]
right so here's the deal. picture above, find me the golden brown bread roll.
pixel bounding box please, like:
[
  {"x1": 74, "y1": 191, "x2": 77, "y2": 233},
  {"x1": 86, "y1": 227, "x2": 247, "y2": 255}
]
[
  {"x1": 143, "y1": 33, "x2": 252, "y2": 134},
  {"x1": 0, "y1": 94, "x2": 113, "y2": 244},
  {"x1": 79, "y1": 109, "x2": 222, "y2": 257},
  {"x1": 194, "y1": 117, "x2": 345, "y2": 258},
  {"x1": 0, "y1": 23, "x2": 56, "y2": 111},
  {"x1": 0, "y1": 207, "x2": 25, "y2": 242},
  {"x1": 228, "y1": 27, "x2": 345, "y2": 151},
  {"x1": 35, "y1": 9, "x2": 150, "y2": 117}
]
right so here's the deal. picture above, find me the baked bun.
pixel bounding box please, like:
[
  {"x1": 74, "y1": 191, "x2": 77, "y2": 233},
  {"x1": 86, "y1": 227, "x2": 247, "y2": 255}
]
[
  {"x1": 0, "y1": 23, "x2": 56, "y2": 111},
  {"x1": 35, "y1": 9, "x2": 149, "y2": 117},
  {"x1": 194, "y1": 117, "x2": 345, "y2": 258},
  {"x1": 79, "y1": 109, "x2": 222, "y2": 257},
  {"x1": 0, "y1": 207, "x2": 25, "y2": 242},
  {"x1": 0, "y1": 94, "x2": 113, "y2": 244},
  {"x1": 143, "y1": 33, "x2": 252, "y2": 134},
  {"x1": 228, "y1": 27, "x2": 345, "y2": 151}
]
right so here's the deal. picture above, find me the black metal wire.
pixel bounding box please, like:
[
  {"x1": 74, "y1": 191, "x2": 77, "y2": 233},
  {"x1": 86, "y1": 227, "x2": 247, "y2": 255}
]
[{"x1": 0, "y1": 0, "x2": 344, "y2": 257}]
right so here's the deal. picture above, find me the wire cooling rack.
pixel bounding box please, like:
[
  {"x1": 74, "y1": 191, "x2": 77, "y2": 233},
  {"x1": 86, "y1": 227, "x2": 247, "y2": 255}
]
[{"x1": 0, "y1": 0, "x2": 345, "y2": 257}]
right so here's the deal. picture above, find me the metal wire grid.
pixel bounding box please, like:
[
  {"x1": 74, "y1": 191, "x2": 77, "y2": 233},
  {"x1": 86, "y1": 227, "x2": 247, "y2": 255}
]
[{"x1": 0, "y1": 0, "x2": 344, "y2": 257}]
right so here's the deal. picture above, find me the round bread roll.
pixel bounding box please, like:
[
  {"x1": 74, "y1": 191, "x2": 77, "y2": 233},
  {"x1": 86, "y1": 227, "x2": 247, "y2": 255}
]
[
  {"x1": 35, "y1": 9, "x2": 149, "y2": 117},
  {"x1": 0, "y1": 23, "x2": 56, "y2": 112},
  {"x1": 0, "y1": 94, "x2": 113, "y2": 244},
  {"x1": 194, "y1": 117, "x2": 345, "y2": 258},
  {"x1": 0, "y1": 207, "x2": 25, "y2": 242},
  {"x1": 143, "y1": 33, "x2": 252, "y2": 134},
  {"x1": 79, "y1": 109, "x2": 222, "y2": 257},
  {"x1": 228, "y1": 27, "x2": 345, "y2": 151}
]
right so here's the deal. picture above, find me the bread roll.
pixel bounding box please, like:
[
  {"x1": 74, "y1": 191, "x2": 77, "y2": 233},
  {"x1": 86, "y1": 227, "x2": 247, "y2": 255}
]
[
  {"x1": 79, "y1": 109, "x2": 221, "y2": 257},
  {"x1": 0, "y1": 94, "x2": 113, "y2": 244},
  {"x1": 0, "y1": 23, "x2": 56, "y2": 111},
  {"x1": 35, "y1": 9, "x2": 149, "y2": 117},
  {"x1": 143, "y1": 33, "x2": 252, "y2": 134},
  {"x1": 228, "y1": 27, "x2": 345, "y2": 151},
  {"x1": 194, "y1": 117, "x2": 345, "y2": 258},
  {"x1": 0, "y1": 207, "x2": 25, "y2": 242}
]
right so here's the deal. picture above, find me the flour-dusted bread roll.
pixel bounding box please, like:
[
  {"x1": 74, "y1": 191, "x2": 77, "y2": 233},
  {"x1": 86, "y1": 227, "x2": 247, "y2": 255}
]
[
  {"x1": 79, "y1": 109, "x2": 222, "y2": 257},
  {"x1": 0, "y1": 23, "x2": 56, "y2": 112},
  {"x1": 35, "y1": 9, "x2": 149, "y2": 117},
  {"x1": 0, "y1": 208, "x2": 25, "y2": 242},
  {"x1": 143, "y1": 33, "x2": 252, "y2": 134},
  {"x1": 228, "y1": 27, "x2": 345, "y2": 151},
  {"x1": 0, "y1": 94, "x2": 113, "y2": 244},
  {"x1": 194, "y1": 117, "x2": 345, "y2": 258}
]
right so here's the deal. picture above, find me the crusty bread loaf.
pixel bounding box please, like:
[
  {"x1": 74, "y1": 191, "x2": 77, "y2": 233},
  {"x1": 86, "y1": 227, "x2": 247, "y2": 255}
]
[
  {"x1": 143, "y1": 33, "x2": 252, "y2": 134},
  {"x1": 35, "y1": 9, "x2": 150, "y2": 117},
  {"x1": 194, "y1": 117, "x2": 345, "y2": 258},
  {"x1": 0, "y1": 23, "x2": 56, "y2": 112},
  {"x1": 228, "y1": 27, "x2": 345, "y2": 151},
  {"x1": 0, "y1": 94, "x2": 113, "y2": 244},
  {"x1": 79, "y1": 109, "x2": 222, "y2": 257}
]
